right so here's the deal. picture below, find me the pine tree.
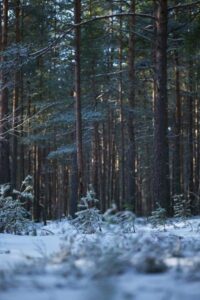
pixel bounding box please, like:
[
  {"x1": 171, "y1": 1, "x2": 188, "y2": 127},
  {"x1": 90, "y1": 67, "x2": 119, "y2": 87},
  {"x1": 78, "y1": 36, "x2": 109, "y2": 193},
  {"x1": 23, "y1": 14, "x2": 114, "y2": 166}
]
[
  {"x1": 173, "y1": 194, "x2": 191, "y2": 220},
  {"x1": 0, "y1": 182, "x2": 31, "y2": 234},
  {"x1": 71, "y1": 185, "x2": 102, "y2": 233},
  {"x1": 149, "y1": 202, "x2": 167, "y2": 230}
]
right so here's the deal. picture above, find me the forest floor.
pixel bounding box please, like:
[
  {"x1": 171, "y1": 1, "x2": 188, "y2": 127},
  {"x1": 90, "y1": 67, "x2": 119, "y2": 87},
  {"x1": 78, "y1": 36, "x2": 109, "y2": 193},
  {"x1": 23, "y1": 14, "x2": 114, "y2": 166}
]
[{"x1": 0, "y1": 217, "x2": 200, "y2": 300}]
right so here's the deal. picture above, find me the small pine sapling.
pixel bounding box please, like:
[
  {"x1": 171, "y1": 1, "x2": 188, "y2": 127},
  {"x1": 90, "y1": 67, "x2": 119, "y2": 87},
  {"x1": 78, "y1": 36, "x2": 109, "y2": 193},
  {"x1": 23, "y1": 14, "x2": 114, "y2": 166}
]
[
  {"x1": 72, "y1": 185, "x2": 102, "y2": 233},
  {"x1": 0, "y1": 177, "x2": 34, "y2": 234},
  {"x1": 0, "y1": 188, "x2": 30, "y2": 234},
  {"x1": 149, "y1": 203, "x2": 167, "y2": 230},
  {"x1": 173, "y1": 194, "x2": 191, "y2": 221}
]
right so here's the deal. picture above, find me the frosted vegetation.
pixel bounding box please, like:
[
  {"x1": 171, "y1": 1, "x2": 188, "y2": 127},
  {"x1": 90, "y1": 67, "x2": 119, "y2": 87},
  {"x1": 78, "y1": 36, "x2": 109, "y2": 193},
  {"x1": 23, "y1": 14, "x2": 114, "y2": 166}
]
[
  {"x1": 0, "y1": 188, "x2": 200, "y2": 299},
  {"x1": 0, "y1": 176, "x2": 34, "y2": 234}
]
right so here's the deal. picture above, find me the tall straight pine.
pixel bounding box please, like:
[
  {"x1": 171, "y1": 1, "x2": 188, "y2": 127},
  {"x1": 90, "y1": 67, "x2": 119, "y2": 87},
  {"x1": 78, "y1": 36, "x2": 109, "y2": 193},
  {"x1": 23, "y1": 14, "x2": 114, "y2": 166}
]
[
  {"x1": 153, "y1": 0, "x2": 170, "y2": 214},
  {"x1": 74, "y1": 0, "x2": 84, "y2": 201}
]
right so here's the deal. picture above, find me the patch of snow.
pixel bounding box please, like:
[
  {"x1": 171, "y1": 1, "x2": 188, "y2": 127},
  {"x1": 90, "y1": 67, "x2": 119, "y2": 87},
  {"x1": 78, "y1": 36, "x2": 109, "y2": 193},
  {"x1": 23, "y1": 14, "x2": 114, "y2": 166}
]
[{"x1": 0, "y1": 217, "x2": 200, "y2": 300}]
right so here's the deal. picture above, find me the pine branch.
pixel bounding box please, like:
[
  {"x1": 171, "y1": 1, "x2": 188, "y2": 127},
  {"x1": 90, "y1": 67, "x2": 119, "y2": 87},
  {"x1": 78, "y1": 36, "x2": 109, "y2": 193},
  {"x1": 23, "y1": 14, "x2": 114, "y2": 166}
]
[
  {"x1": 29, "y1": 12, "x2": 154, "y2": 60},
  {"x1": 168, "y1": 1, "x2": 200, "y2": 11}
]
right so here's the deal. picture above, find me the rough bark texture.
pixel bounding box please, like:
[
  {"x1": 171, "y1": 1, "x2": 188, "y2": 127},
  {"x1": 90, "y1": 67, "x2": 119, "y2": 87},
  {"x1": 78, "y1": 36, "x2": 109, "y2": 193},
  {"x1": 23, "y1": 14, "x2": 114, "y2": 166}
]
[{"x1": 153, "y1": 0, "x2": 170, "y2": 214}]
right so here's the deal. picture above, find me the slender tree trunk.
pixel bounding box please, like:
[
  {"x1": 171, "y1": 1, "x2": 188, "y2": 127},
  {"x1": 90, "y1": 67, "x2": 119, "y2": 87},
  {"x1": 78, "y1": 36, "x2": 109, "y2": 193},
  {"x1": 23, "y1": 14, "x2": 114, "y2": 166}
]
[
  {"x1": 119, "y1": 5, "x2": 125, "y2": 207},
  {"x1": 91, "y1": 123, "x2": 99, "y2": 197},
  {"x1": 19, "y1": 75, "x2": 24, "y2": 184},
  {"x1": 34, "y1": 146, "x2": 43, "y2": 222},
  {"x1": 102, "y1": 123, "x2": 107, "y2": 211},
  {"x1": 0, "y1": 0, "x2": 10, "y2": 184},
  {"x1": 11, "y1": 0, "x2": 21, "y2": 187},
  {"x1": 63, "y1": 167, "x2": 69, "y2": 216},
  {"x1": 127, "y1": 0, "x2": 136, "y2": 211},
  {"x1": 27, "y1": 85, "x2": 32, "y2": 175},
  {"x1": 153, "y1": 0, "x2": 170, "y2": 214},
  {"x1": 196, "y1": 110, "x2": 200, "y2": 214},
  {"x1": 172, "y1": 50, "x2": 181, "y2": 195},
  {"x1": 90, "y1": 50, "x2": 99, "y2": 199},
  {"x1": 194, "y1": 90, "x2": 199, "y2": 200},
  {"x1": 111, "y1": 133, "x2": 116, "y2": 207},
  {"x1": 74, "y1": 0, "x2": 84, "y2": 201},
  {"x1": 69, "y1": 152, "x2": 78, "y2": 217},
  {"x1": 107, "y1": 109, "x2": 113, "y2": 208},
  {"x1": 187, "y1": 60, "x2": 194, "y2": 212},
  {"x1": 19, "y1": 5, "x2": 25, "y2": 186}
]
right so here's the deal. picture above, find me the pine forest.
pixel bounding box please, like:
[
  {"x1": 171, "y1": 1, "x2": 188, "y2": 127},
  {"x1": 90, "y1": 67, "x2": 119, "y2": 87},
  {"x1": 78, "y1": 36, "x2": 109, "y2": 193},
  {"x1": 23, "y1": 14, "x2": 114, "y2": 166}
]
[{"x1": 0, "y1": 1, "x2": 200, "y2": 300}]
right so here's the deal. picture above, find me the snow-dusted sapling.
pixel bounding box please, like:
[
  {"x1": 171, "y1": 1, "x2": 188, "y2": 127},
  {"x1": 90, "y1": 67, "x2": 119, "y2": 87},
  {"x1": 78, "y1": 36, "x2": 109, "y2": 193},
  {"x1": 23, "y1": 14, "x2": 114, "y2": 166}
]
[
  {"x1": 149, "y1": 203, "x2": 167, "y2": 230},
  {"x1": 71, "y1": 185, "x2": 102, "y2": 233},
  {"x1": 0, "y1": 184, "x2": 30, "y2": 234},
  {"x1": 0, "y1": 176, "x2": 34, "y2": 234},
  {"x1": 172, "y1": 194, "x2": 191, "y2": 220}
]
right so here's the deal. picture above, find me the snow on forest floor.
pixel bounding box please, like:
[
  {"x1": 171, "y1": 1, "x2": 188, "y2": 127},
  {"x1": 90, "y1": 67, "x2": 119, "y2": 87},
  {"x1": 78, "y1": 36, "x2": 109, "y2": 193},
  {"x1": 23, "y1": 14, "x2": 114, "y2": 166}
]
[{"x1": 1, "y1": 217, "x2": 200, "y2": 300}]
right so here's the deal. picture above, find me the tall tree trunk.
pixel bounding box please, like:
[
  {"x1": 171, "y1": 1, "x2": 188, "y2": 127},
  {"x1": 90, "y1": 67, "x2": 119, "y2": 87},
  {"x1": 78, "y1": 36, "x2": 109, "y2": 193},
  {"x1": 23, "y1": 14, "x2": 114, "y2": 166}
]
[
  {"x1": 11, "y1": 0, "x2": 21, "y2": 187},
  {"x1": 153, "y1": 0, "x2": 170, "y2": 214},
  {"x1": 19, "y1": 4, "x2": 25, "y2": 186},
  {"x1": 69, "y1": 152, "x2": 78, "y2": 217},
  {"x1": 127, "y1": 0, "x2": 136, "y2": 211},
  {"x1": 187, "y1": 60, "x2": 194, "y2": 212},
  {"x1": 33, "y1": 145, "x2": 40, "y2": 221},
  {"x1": 74, "y1": 0, "x2": 84, "y2": 200},
  {"x1": 0, "y1": 0, "x2": 10, "y2": 184},
  {"x1": 91, "y1": 122, "x2": 99, "y2": 198},
  {"x1": 172, "y1": 50, "x2": 181, "y2": 195},
  {"x1": 119, "y1": 4, "x2": 125, "y2": 207},
  {"x1": 101, "y1": 123, "x2": 107, "y2": 211},
  {"x1": 194, "y1": 87, "x2": 199, "y2": 199}
]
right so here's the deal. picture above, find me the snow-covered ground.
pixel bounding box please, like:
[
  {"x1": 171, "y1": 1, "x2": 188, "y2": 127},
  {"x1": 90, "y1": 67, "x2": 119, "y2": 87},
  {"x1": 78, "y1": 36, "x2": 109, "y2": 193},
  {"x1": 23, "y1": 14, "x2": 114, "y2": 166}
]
[{"x1": 1, "y1": 218, "x2": 200, "y2": 300}]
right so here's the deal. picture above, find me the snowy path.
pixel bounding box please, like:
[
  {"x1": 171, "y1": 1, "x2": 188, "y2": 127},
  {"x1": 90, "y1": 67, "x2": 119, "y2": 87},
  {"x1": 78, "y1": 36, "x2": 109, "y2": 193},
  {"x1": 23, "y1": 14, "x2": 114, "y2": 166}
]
[{"x1": 0, "y1": 219, "x2": 200, "y2": 300}]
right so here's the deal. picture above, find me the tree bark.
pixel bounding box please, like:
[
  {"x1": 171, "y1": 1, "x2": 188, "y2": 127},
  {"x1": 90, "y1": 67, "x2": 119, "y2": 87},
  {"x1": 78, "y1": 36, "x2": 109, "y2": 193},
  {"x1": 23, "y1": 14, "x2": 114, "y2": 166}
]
[
  {"x1": 0, "y1": 0, "x2": 10, "y2": 184},
  {"x1": 127, "y1": 0, "x2": 136, "y2": 211},
  {"x1": 153, "y1": 0, "x2": 170, "y2": 214},
  {"x1": 119, "y1": 3, "x2": 125, "y2": 207},
  {"x1": 74, "y1": 0, "x2": 84, "y2": 200},
  {"x1": 172, "y1": 50, "x2": 181, "y2": 195},
  {"x1": 69, "y1": 152, "x2": 78, "y2": 217},
  {"x1": 11, "y1": 0, "x2": 21, "y2": 187},
  {"x1": 187, "y1": 60, "x2": 194, "y2": 212}
]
